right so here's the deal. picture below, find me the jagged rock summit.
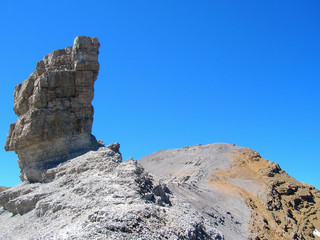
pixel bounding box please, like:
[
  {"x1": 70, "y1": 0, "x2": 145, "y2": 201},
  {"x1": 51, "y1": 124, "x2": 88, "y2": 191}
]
[{"x1": 5, "y1": 36, "x2": 101, "y2": 182}]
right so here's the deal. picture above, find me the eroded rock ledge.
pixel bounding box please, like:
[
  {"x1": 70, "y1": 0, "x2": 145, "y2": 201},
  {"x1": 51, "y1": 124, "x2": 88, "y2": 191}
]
[{"x1": 5, "y1": 36, "x2": 102, "y2": 183}]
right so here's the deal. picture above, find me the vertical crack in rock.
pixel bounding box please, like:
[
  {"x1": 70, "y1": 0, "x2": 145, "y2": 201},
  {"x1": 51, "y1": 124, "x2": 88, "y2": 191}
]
[{"x1": 4, "y1": 36, "x2": 102, "y2": 183}]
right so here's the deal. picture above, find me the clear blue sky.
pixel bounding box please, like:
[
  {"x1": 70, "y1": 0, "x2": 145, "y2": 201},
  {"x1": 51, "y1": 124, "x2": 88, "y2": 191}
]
[{"x1": 0, "y1": 1, "x2": 319, "y2": 189}]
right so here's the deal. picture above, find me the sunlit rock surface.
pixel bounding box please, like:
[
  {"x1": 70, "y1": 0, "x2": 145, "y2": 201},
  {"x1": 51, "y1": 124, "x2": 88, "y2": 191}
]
[{"x1": 5, "y1": 36, "x2": 101, "y2": 182}]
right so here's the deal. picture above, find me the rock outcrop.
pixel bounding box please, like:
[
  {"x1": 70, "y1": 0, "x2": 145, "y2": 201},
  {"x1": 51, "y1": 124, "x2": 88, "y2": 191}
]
[
  {"x1": 229, "y1": 149, "x2": 320, "y2": 239},
  {"x1": 4, "y1": 36, "x2": 101, "y2": 183},
  {"x1": 138, "y1": 143, "x2": 320, "y2": 240}
]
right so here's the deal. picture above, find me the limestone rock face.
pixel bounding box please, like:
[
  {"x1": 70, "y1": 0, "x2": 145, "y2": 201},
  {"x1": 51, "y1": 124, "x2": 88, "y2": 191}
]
[{"x1": 4, "y1": 36, "x2": 101, "y2": 183}]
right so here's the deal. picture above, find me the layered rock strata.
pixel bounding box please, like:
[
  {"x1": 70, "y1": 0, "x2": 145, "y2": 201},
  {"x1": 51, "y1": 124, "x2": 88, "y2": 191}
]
[{"x1": 4, "y1": 36, "x2": 101, "y2": 182}]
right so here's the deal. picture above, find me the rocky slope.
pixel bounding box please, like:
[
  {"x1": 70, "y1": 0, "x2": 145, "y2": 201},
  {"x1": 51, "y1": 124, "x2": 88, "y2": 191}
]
[
  {"x1": 138, "y1": 144, "x2": 320, "y2": 239},
  {"x1": 1, "y1": 143, "x2": 318, "y2": 239},
  {"x1": 0, "y1": 143, "x2": 223, "y2": 239}
]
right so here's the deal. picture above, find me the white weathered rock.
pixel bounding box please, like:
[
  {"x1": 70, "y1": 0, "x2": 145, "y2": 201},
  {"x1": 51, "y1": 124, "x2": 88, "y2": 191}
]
[{"x1": 0, "y1": 144, "x2": 223, "y2": 239}]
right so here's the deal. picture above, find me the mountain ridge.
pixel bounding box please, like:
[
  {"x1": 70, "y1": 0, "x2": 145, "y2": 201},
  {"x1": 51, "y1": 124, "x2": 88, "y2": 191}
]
[
  {"x1": 1, "y1": 36, "x2": 319, "y2": 239},
  {"x1": 1, "y1": 143, "x2": 319, "y2": 239},
  {"x1": 0, "y1": 143, "x2": 223, "y2": 239}
]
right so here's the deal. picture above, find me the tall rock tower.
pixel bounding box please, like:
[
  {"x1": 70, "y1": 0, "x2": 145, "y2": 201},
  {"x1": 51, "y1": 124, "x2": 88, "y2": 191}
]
[{"x1": 5, "y1": 36, "x2": 101, "y2": 182}]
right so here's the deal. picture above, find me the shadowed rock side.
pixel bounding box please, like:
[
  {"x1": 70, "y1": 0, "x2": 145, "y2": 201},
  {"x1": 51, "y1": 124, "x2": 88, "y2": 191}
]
[
  {"x1": 4, "y1": 36, "x2": 101, "y2": 183},
  {"x1": 0, "y1": 144, "x2": 223, "y2": 240},
  {"x1": 0, "y1": 187, "x2": 8, "y2": 208},
  {"x1": 138, "y1": 143, "x2": 320, "y2": 240}
]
